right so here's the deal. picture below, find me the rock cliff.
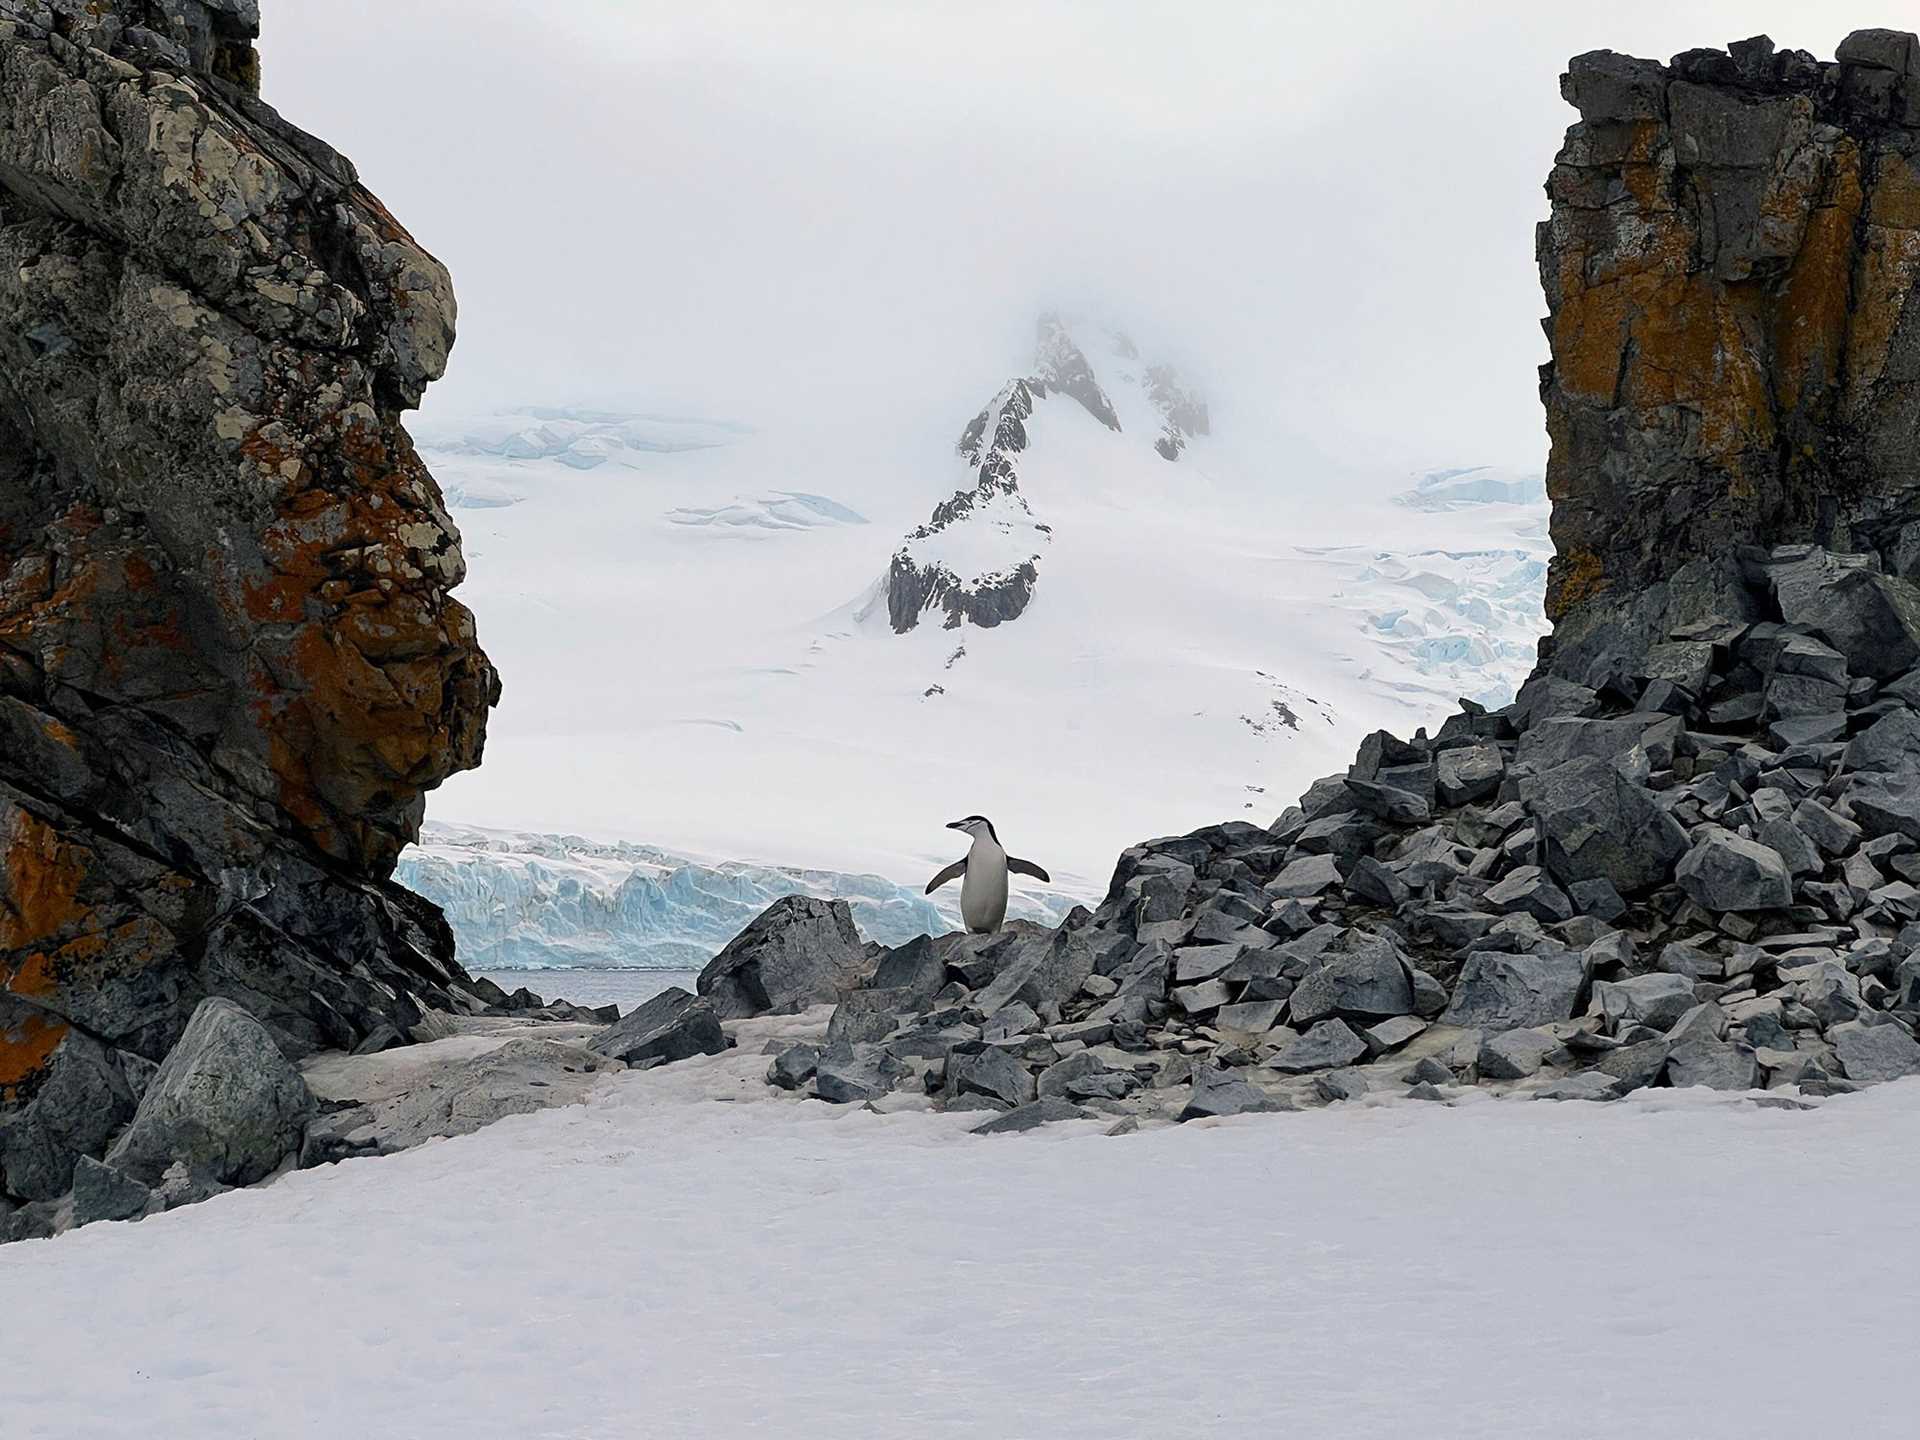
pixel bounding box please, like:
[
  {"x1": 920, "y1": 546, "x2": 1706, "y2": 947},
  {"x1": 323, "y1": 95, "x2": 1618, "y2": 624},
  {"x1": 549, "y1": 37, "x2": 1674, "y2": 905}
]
[
  {"x1": 1541, "y1": 30, "x2": 1920, "y2": 678},
  {"x1": 0, "y1": 0, "x2": 497, "y2": 1209}
]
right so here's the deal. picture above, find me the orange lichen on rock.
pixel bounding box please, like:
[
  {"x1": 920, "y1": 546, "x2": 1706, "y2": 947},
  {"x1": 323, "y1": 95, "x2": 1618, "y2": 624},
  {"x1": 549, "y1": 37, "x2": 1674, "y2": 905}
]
[
  {"x1": 0, "y1": 1010, "x2": 68, "y2": 1098},
  {"x1": 0, "y1": 807, "x2": 91, "y2": 955},
  {"x1": 1538, "y1": 38, "x2": 1920, "y2": 673}
]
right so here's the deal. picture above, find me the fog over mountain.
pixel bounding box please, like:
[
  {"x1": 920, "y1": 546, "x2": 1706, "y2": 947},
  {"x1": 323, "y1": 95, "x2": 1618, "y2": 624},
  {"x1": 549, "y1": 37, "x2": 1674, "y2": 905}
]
[{"x1": 262, "y1": 2, "x2": 1860, "y2": 485}]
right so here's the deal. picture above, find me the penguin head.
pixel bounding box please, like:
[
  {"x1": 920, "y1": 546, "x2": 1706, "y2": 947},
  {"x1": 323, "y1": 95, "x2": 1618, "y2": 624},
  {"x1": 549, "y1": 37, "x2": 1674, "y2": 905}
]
[{"x1": 947, "y1": 815, "x2": 998, "y2": 843}]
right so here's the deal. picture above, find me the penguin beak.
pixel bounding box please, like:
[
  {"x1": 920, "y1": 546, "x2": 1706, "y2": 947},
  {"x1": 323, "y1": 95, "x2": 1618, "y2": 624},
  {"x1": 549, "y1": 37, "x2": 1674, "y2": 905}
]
[{"x1": 945, "y1": 820, "x2": 966, "y2": 831}]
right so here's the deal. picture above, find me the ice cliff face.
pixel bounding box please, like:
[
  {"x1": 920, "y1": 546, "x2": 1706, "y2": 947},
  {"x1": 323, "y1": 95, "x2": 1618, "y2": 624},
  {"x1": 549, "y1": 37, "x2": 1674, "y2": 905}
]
[
  {"x1": 397, "y1": 825, "x2": 1082, "y2": 970},
  {"x1": 882, "y1": 314, "x2": 1208, "y2": 634}
]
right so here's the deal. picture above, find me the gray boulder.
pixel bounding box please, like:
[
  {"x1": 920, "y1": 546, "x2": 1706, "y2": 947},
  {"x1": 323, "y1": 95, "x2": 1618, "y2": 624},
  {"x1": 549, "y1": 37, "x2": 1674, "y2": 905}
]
[
  {"x1": 1268, "y1": 853, "x2": 1344, "y2": 898},
  {"x1": 0, "y1": 1023, "x2": 135, "y2": 1201},
  {"x1": 1828, "y1": 1020, "x2": 1920, "y2": 1082},
  {"x1": 1522, "y1": 756, "x2": 1689, "y2": 894},
  {"x1": 1476, "y1": 1027, "x2": 1562, "y2": 1080},
  {"x1": 1180, "y1": 1065, "x2": 1286, "y2": 1120},
  {"x1": 1270, "y1": 1019, "x2": 1368, "y2": 1073},
  {"x1": 1345, "y1": 855, "x2": 1411, "y2": 909},
  {"x1": 1483, "y1": 866, "x2": 1575, "y2": 923},
  {"x1": 68, "y1": 1156, "x2": 151, "y2": 1228},
  {"x1": 767, "y1": 1043, "x2": 822, "y2": 1091},
  {"x1": 1844, "y1": 710, "x2": 1920, "y2": 774},
  {"x1": 1436, "y1": 745, "x2": 1506, "y2": 806},
  {"x1": 1675, "y1": 829, "x2": 1793, "y2": 913},
  {"x1": 1440, "y1": 950, "x2": 1588, "y2": 1031},
  {"x1": 1287, "y1": 936, "x2": 1416, "y2": 1024},
  {"x1": 1797, "y1": 802, "x2": 1858, "y2": 856},
  {"x1": 1037, "y1": 1051, "x2": 1133, "y2": 1103},
  {"x1": 972, "y1": 1099, "x2": 1089, "y2": 1134},
  {"x1": 974, "y1": 926, "x2": 1096, "y2": 1015},
  {"x1": 590, "y1": 987, "x2": 729, "y2": 1066},
  {"x1": 1662, "y1": 1004, "x2": 1759, "y2": 1091},
  {"x1": 1845, "y1": 777, "x2": 1920, "y2": 843},
  {"x1": 106, "y1": 998, "x2": 314, "y2": 1188},
  {"x1": 1362, "y1": 1015, "x2": 1429, "y2": 1056},
  {"x1": 1517, "y1": 716, "x2": 1657, "y2": 770},
  {"x1": 1591, "y1": 973, "x2": 1696, "y2": 1031},
  {"x1": 946, "y1": 1046, "x2": 1037, "y2": 1108},
  {"x1": 697, "y1": 896, "x2": 874, "y2": 1019},
  {"x1": 813, "y1": 1043, "x2": 906, "y2": 1104},
  {"x1": 1757, "y1": 817, "x2": 1822, "y2": 878},
  {"x1": 1771, "y1": 551, "x2": 1920, "y2": 681},
  {"x1": 826, "y1": 988, "x2": 916, "y2": 1047}
]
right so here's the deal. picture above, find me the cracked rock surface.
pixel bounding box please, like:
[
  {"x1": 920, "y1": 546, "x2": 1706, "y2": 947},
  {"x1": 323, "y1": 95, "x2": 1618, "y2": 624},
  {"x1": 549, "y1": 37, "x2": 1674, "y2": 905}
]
[{"x1": 0, "y1": 0, "x2": 498, "y2": 1220}]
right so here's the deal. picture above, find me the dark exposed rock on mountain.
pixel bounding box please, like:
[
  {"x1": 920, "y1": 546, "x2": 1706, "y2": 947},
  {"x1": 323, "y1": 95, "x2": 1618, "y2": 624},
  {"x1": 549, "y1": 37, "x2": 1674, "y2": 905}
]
[
  {"x1": 880, "y1": 314, "x2": 1206, "y2": 634},
  {"x1": 762, "y1": 33, "x2": 1920, "y2": 1124},
  {"x1": 0, "y1": 0, "x2": 497, "y2": 1222},
  {"x1": 1541, "y1": 30, "x2": 1920, "y2": 680}
]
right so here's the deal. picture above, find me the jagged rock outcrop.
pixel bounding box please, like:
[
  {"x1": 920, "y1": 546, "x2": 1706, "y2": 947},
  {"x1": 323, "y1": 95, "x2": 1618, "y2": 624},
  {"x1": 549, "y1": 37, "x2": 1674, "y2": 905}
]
[
  {"x1": 696, "y1": 894, "x2": 878, "y2": 1019},
  {"x1": 759, "y1": 33, "x2": 1920, "y2": 1127},
  {"x1": 878, "y1": 314, "x2": 1206, "y2": 633},
  {"x1": 0, "y1": 0, "x2": 497, "y2": 1218},
  {"x1": 1541, "y1": 30, "x2": 1920, "y2": 679}
]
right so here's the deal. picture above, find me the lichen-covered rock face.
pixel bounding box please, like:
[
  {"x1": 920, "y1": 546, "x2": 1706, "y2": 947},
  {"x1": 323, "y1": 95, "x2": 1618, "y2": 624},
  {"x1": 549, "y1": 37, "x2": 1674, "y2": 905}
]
[
  {"x1": 1539, "y1": 32, "x2": 1920, "y2": 680},
  {"x1": 0, "y1": 0, "x2": 497, "y2": 1205}
]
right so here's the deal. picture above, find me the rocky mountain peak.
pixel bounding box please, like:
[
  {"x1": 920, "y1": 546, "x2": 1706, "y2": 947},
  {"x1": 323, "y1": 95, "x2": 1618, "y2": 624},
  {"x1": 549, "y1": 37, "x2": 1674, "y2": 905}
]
[
  {"x1": 880, "y1": 313, "x2": 1210, "y2": 635},
  {"x1": 6, "y1": 0, "x2": 263, "y2": 91}
]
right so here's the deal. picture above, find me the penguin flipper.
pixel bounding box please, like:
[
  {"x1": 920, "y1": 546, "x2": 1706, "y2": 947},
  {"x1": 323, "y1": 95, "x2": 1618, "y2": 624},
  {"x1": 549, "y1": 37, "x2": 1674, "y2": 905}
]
[
  {"x1": 925, "y1": 859, "x2": 967, "y2": 894},
  {"x1": 1008, "y1": 856, "x2": 1051, "y2": 884}
]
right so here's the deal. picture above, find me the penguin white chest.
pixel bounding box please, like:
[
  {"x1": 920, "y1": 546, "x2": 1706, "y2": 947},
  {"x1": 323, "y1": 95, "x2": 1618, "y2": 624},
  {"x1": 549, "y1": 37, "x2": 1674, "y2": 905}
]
[{"x1": 960, "y1": 838, "x2": 1010, "y2": 934}]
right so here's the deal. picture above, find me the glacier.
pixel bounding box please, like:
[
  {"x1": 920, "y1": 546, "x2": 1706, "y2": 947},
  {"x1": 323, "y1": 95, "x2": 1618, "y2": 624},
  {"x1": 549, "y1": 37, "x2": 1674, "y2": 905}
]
[{"x1": 396, "y1": 823, "x2": 1083, "y2": 971}]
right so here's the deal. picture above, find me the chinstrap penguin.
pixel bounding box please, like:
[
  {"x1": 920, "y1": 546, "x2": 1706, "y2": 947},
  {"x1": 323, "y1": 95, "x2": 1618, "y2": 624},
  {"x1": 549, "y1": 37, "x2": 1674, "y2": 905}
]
[{"x1": 926, "y1": 816, "x2": 1051, "y2": 934}]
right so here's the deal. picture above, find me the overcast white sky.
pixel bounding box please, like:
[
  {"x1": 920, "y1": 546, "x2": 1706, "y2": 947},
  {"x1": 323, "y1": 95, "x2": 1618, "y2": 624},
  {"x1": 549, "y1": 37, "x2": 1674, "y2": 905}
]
[{"x1": 263, "y1": 3, "x2": 1867, "y2": 475}]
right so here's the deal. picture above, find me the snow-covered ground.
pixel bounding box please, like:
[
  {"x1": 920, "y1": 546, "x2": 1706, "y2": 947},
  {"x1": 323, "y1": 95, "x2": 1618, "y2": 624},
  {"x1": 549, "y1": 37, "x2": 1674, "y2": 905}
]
[
  {"x1": 412, "y1": 357, "x2": 1550, "y2": 903},
  {"x1": 399, "y1": 822, "x2": 1078, "y2": 970},
  {"x1": 11, "y1": 1036, "x2": 1917, "y2": 1439}
]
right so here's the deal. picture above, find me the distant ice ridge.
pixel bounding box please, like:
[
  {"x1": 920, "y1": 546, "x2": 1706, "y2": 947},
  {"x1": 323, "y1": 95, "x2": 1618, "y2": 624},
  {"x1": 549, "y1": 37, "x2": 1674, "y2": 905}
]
[
  {"x1": 1395, "y1": 464, "x2": 1547, "y2": 511},
  {"x1": 667, "y1": 491, "x2": 867, "y2": 533},
  {"x1": 396, "y1": 824, "x2": 1082, "y2": 971},
  {"x1": 412, "y1": 406, "x2": 750, "y2": 478}
]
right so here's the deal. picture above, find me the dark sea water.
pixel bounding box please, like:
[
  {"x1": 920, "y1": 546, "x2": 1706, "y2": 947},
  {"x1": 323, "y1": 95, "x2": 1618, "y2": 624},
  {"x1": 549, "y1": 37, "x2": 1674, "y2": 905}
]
[{"x1": 474, "y1": 967, "x2": 700, "y2": 1014}]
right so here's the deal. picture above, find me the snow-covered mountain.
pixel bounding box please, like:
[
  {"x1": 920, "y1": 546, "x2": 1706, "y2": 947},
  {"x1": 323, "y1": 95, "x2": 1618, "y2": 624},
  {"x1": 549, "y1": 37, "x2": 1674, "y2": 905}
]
[
  {"x1": 409, "y1": 323, "x2": 1549, "y2": 940},
  {"x1": 879, "y1": 316, "x2": 1210, "y2": 633},
  {"x1": 396, "y1": 823, "x2": 1078, "y2": 970}
]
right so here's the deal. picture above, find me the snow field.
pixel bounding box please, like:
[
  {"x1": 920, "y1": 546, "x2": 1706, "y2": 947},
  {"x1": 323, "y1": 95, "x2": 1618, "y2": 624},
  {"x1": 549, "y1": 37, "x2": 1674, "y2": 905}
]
[{"x1": 11, "y1": 1026, "x2": 1917, "y2": 1440}]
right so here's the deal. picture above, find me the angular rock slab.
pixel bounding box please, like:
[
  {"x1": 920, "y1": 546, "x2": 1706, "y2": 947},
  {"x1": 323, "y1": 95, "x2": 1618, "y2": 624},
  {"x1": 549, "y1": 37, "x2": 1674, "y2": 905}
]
[
  {"x1": 589, "y1": 988, "x2": 728, "y2": 1067},
  {"x1": 1675, "y1": 830, "x2": 1793, "y2": 913},
  {"x1": 1522, "y1": 757, "x2": 1689, "y2": 895},
  {"x1": 697, "y1": 896, "x2": 874, "y2": 1019},
  {"x1": 1440, "y1": 951, "x2": 1588, "y2": 1032}
]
